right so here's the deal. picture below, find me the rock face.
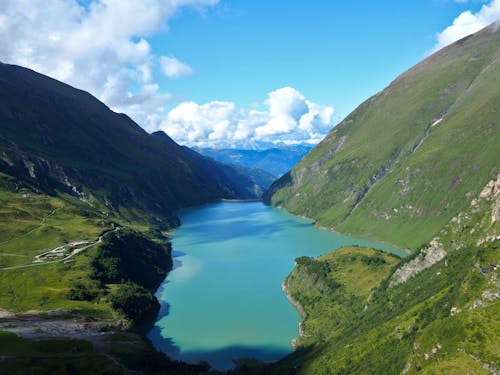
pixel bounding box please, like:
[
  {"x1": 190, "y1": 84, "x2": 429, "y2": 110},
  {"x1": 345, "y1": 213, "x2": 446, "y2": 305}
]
[
  {"x1": 390, "y1": 174, "x2": 500, "y2": 287},
  {"x1": 479, "y1": 174, "x2": 500, "y2": 224},
  {"x1": 479, "y1": 175, "x2": 500, "y2": 200},
  {"x1": 390, "y1": 238, "x2": 445, "y2": 287}
]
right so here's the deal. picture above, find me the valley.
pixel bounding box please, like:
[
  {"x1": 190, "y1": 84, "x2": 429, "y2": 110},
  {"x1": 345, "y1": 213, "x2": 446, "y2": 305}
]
[
  {"x1": 0, "y1": 15, "x2": 498, "y2": 375},
  {"x1": 147, "y1": 202, "x2": 404, "y2": 370}
]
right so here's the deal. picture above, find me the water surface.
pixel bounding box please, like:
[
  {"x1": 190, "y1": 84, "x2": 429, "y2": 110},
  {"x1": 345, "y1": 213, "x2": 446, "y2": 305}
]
[{"x1": 148, "y1": 202, "x2": 403, "y2": 370}]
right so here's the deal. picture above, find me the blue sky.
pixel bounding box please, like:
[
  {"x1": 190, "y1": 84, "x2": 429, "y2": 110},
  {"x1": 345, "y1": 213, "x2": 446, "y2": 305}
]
[
  {"x1": 0, "y1": 0, "x2": 498, "y2": 148},
  {"x1": 150, "y1": 0, "x2": 489, "y2": 116}
]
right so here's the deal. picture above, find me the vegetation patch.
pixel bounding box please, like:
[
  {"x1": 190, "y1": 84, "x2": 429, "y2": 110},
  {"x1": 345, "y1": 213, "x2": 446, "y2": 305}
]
[
  {"x1": 90, "y1": 229, "x2": 172, "y2": 291},
  {"x1": 253, "y1": 176, "x2": 500, "y2": 374}
]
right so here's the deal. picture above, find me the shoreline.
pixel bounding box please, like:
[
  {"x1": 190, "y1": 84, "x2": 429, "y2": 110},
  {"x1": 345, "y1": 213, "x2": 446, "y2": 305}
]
[
  {"x1": 273, "y1": 204, "x2": 411, "y2": 257},
  {"x1": 0, "y1": 201, "x2": 406, "y2": 363},
  {"x1": 281, "y1": 278, "x2": 306, "y2": 351},
  {"x1": 220, "y1": 198, "x2": 262, "y2": 203}
]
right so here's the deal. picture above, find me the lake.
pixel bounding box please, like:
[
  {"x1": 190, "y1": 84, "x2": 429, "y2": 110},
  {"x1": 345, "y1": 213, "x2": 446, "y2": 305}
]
[{"x1": 147, "y1": 202, "x2": 404, "y2": 370}]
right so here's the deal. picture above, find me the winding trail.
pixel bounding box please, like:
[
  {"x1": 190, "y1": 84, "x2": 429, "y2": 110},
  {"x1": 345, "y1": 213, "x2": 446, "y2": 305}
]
[
  {"x1": 0, "y1": 207, "x2": 62, "y2": 248},
  {"x1": 0, "y1": 228, "x2": 119, "y2": 271}
]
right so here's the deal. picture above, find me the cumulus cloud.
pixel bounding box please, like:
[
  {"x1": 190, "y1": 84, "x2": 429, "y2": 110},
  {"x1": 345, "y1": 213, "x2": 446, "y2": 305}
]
[
  {"x1": 160, "y1": 56, "x2": 193, "y2": 78},
  {"x1": 431, "y1": 0, "x2": 500, "y2": 52},
  {"x1": 166, "y1": 101, "x2": 236, "y2": 142},
  {"x1": 0, "y1": 0, "x2": 217, "y2": 130},
  {"x1": 0, "y1": 1, "x2": 334, "y2": 149},
  {"x1": 160, "y1": 87, "x2": 335, "y2": 148}
]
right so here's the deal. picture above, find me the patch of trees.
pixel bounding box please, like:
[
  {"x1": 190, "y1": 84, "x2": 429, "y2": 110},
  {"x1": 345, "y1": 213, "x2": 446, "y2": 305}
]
[
  {"x1": 90, "y1": 229, "x2": 172, "y2": 291},
  {"x1": 67, "y1": 230, "x2": 174, "y2": 329},
  {"x1": 110, "y1": 282, "x2": 160, "y2": 327},
  {"x1": 295, "y1": 256, "x2": 341, "y2": 291},
  {"x1": 67, "y1": 280, "x2": 102, "y2": 302},
  {"x1": 360, "y1": 252, "x2": 386, "y2": 266}
]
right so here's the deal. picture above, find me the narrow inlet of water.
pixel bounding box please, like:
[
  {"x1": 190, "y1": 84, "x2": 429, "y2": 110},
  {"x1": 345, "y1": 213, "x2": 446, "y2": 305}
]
[{"x1": 148, "y1": 202, "x2": 404, "y2": 370}]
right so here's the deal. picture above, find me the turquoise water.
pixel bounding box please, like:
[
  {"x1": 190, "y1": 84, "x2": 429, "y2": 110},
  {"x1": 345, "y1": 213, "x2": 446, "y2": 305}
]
[{"x1": 148, "y1": 202, "x2": 404, "y2": 370}]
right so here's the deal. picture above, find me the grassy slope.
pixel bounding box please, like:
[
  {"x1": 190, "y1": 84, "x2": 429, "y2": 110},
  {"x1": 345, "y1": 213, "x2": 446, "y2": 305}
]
[
  {"x1": 0, "y1": 172, "x2": 116, "y2": 317},
  {"x1": 285, "y1": 247, "x2": 400, "y2": 346},
  {"x1": 0, "y1": 180, "x2": 175, "y2": 319},
  {"x1": 257, "y1": 177, "x2": 499, "y2": 375},
  {"x1": 0, "y1": 173, "x2": 209, "y2": 373},
  {"x1": 266, "y1": 24, "x2": 500, "y2": 249}
]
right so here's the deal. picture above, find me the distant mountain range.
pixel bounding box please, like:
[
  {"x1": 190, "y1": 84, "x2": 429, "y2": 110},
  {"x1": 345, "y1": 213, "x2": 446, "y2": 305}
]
[
  {"x1": 265, "y1": 22, "x2": 500, "y2": 250},
  {"x1": 194, "y1": 145, "x2": 311, "y2": 178}
]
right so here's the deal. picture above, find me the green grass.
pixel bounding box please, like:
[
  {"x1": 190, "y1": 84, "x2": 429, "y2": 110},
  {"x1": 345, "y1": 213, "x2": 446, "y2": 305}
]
[
  {"x1": 0, "y1": 331, "x2": 93, "y2": 355},
  {"x1": 284, "y1": 247, "x2": 399, "y2": 348},
  {"x1": 254, "y1": 178, "x2": 500, "y2": 375},
  {"x1": 0, "y1": 177, "x2": 115, "y2": 317},
  {"x1": 0, "y1": 249, "x2": 116, "y2": 318},
  {"x1": 0, "y1": 174, "x2": 109, "y2": 268},
  {"x1": 0, "y1": 331, "x2": 123, "y2": 375},
  {"x1": 0, "y1": 173, "x2": 168, "y2": 321}
]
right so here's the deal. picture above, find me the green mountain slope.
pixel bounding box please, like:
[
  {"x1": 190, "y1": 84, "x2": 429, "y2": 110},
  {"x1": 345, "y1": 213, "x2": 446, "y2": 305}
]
[
  {"x1": 252, "y1": 174, "x2": 499, "y2": 375},
  {"x1": 0, "y1": 59, "x2": 268, "y2": 329},
  {"x1": 0, "y1": 63, "x2": 263, "y2": 374},
  {"x1": 0, "y1": 62, "x2": 260, "y2": 226},
  {"x1": 264, "y1": 23, "x2": 500, "y2": 249}
]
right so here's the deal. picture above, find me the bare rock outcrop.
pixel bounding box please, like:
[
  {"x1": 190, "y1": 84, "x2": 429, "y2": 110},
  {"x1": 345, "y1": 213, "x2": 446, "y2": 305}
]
[
  {"x1": 390, "y1": 174, "x2": 500, "y2": 287},
  {"x1": 389, "y1": 238, "x2": 445, "y2": 287}
]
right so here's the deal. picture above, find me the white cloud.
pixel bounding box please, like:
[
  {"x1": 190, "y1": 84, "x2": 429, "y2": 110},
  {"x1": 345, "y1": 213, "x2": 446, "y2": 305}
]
[
  {"x1": 255, "y1": 87, "x2": 308, "y2": 137},
  {"x1": 160, "y1": 87, "x2": 335, "y2": 148},
  {"x1": 432, "y1": 0, "x2": 500, "y2": 52},
  {"x1": 160, "y1": 56, "x2": 193, "y2": 78},
  {"x1": 0, "y1": 1, "x2": 335, "y2": 149},
  {"x1": 0, "y1": 0, "x2": 218, "y2": 130},
  {"x1": 166, "y1": 101, "x2": 236, "y2": 142}
]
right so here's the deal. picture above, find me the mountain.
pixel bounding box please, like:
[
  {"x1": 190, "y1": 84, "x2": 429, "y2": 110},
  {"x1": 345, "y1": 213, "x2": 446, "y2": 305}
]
[
  {"x1": 195, "y1": 145, "x2": 312, "y2": 178},
  {"x1": 257, "y1": 174, "x2": 499, "y2": 375},
  {"x1": 0, "y1": 62, "x2": 265, "y2": 374},
  {"x1": 221, "y1": 163, "x2": 276, "y2": 192},
  {"x1": 265, "y1": 23, "x2": 500, "y2": 250},
  {"x1": 0, "y1": 62, "x2": 260, "y2": 226}
]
